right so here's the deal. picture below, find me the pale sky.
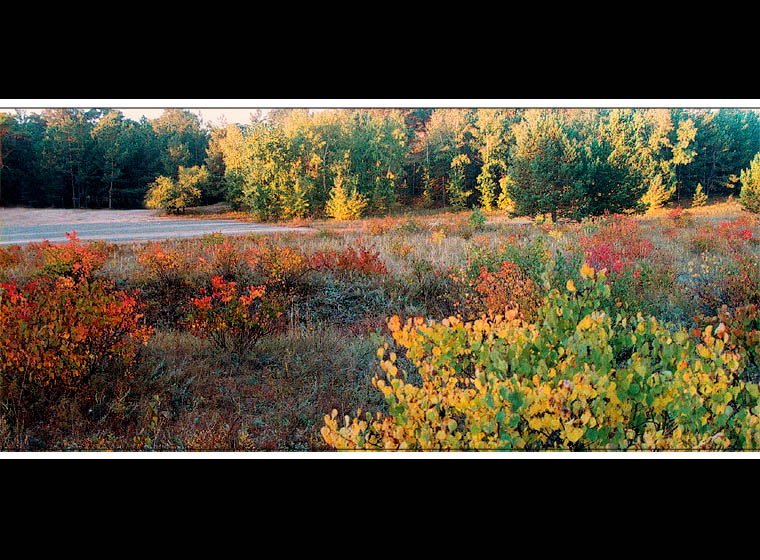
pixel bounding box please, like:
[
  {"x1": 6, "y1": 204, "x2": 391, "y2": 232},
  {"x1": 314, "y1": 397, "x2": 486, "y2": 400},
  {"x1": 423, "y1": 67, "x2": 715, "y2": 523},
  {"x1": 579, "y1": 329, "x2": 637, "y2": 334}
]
[
  {"x1": 4, "y1": 100, "x2": 760, "y2": 126},
  {"x1": 119, "y1": 108, "x2": 267, "y2": 125}
]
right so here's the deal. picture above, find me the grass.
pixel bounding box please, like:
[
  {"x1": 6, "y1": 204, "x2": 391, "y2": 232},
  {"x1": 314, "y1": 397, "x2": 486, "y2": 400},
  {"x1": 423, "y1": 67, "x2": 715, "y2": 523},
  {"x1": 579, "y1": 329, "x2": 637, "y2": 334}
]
[{"x1": 2, "y1": 197, "x2": 759, "y2": 451}]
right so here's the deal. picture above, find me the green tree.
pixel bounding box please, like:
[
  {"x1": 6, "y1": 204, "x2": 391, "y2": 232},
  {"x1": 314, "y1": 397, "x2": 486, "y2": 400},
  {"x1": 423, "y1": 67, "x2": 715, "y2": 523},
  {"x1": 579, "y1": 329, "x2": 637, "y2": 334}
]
[
  {"x1": 92, "y1": 110, "x2": 130, "y2": 209},
  {"x1": 506, "y1": 110, "x2": 583, "y2": 221},
  {"x1": 678, "y1": 109, "x2": 760, "y2": 198},
  {"x1": 425, "y1": 109, "x2": 478, "y2": 208},
  {"x1": 577, "y1": 137, "x2": 647, "y2": 216},
  {"x1": 40, "y1": 109, "x2": 100, "y2": 208},
  {"x1": 0, "y1": 112, "x2": 22, "y2": 205},
  {"x1": 602, "y1": 109, "x2": 695, "y2": 210},
  {"x1": 151, "y1": 109, "x2": 209, "y2": 177}
]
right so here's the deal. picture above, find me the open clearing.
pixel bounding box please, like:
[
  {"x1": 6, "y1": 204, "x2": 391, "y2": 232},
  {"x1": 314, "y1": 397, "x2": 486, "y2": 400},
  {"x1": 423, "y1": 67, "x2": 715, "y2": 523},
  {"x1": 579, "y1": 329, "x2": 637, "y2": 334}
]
[{"x1": 0, "y1": 208, "x2": 313, "y2": 245}]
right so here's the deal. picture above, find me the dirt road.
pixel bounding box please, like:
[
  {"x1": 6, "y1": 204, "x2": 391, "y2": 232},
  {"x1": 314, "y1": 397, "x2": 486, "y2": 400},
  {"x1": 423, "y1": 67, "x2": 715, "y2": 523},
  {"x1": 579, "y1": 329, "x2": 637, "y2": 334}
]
[{"x1": 0, "y1": 208, "x2": 312, "y2": 245}]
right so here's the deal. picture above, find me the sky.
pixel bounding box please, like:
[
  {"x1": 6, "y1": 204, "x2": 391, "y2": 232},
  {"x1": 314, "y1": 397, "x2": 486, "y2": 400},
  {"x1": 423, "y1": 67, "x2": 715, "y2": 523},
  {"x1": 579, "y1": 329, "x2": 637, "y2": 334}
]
[{"x1": 3, "y1": 100, "x2": 760, "y2": 126}]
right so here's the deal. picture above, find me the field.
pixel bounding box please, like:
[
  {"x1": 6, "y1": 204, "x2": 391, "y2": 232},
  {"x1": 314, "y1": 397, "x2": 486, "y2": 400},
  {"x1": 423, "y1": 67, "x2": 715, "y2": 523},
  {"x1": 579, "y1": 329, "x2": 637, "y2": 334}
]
[{"x1": 2, "y1": 197, "x2": 760, "y2": 452}]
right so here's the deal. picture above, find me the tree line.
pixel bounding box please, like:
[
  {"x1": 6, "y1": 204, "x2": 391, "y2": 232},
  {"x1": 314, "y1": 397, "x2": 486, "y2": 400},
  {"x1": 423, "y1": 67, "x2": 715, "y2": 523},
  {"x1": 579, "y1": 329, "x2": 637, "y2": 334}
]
[{"x1": 1, "y1": 107, "x2": 759, "y2": 219}]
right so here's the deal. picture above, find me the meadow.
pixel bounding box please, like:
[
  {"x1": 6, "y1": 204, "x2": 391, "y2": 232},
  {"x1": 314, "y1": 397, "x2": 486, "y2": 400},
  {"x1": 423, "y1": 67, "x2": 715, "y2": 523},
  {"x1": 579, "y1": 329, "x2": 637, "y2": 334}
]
[{"x1": 2, "y1": 197, "x2": 760, "y2": 451}]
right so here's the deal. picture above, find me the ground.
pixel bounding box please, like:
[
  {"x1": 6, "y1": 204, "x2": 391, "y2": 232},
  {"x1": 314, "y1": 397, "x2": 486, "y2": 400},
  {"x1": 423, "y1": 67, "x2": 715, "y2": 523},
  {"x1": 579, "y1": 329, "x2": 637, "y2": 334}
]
[
  {"x1": 0, "y1": 206, "x2": 313, "y2": 245},
  {"x1": 1, "y1": 195, "x2": 758, "y2": 451}
]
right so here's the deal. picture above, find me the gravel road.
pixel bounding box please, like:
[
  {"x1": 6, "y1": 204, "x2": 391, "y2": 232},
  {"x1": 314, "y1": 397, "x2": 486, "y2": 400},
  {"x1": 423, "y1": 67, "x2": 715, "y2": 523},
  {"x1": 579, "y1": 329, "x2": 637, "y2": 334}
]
[{"x1": 0, "y1": 208, "x2": 312, "y2": 245}]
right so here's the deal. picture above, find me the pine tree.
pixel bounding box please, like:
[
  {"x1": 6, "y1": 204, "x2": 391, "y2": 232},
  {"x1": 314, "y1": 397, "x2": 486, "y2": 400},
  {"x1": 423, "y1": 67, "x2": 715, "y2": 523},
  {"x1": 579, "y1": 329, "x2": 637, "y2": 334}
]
[{"x1": 506, "y1": 110, "x2": 583, "y2": 221}]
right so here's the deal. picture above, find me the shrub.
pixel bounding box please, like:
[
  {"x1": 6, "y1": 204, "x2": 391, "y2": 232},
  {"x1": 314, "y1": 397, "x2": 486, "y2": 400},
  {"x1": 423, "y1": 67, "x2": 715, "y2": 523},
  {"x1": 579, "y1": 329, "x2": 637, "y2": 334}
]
[
  {"x1": 184, "y1": 276, "x2": 284, "y2": 354},
  {"x1": 579, "y1": 214, "x2": 654, "y2": 279},
  {"x1": 198, "y1": 239, "x2": 247, "y2": 280},
  {"x1": 473, "y1": 261, "x2": 542, "y2": 322},
  {"x1": 0, "y1": 245, "x2": 21, "y2": 269},
  {"x1": 309, "y1": 238, "x2": 387, "y2": 277},
  {"x1": 138, "y1": 242, "x2": 187, "y2": 285},
  {"x1": 245, "y1": 239, "x2": 310, "y2": 292},
  {"x1": 32, "y1": 231, "x2": 111, "y2": 282},
  {"x1": 718, "y1": 216, "x2": 756, "y2": 249},
  {"x1": 465, "y1": 234, "x2": 549, "y2": 285},
  {"x1": 365, "y1": 216, "x2": 398, "y2": 235},
  {"x1": 696, "y1": 304, "x2": 760, "y2": 382},
  {"x1": 666, "y1": 206, "x2": 694, "y2": 228},
  {"x1": 691, "y1": 250, "x2": 760, "y2": 313},
  {"x1": 690, "y1": 224, "x2": 720, "y2": 253},
  {"x1": 0, "y1": 277, "x2": 152, "y2": 428},
  {"x1": 322, "y1": 265, "x2": 760, "y2": 451},
  {"x1": 469, "y1": 207, "x2": 486, "y2": 229}
]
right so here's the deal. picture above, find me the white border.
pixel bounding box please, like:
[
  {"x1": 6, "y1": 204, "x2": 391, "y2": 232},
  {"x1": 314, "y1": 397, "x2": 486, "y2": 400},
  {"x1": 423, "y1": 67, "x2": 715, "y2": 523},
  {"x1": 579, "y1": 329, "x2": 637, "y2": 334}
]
[{"x1": 2, "y1": 99, "x2": 760, "y2": 109}]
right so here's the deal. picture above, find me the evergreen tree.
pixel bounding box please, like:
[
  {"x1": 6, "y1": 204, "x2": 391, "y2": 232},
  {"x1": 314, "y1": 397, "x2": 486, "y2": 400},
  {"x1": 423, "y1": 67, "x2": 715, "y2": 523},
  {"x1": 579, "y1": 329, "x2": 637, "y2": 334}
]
[{"x1": 506, "y1": 110, "x2": 584, "y2": 221}]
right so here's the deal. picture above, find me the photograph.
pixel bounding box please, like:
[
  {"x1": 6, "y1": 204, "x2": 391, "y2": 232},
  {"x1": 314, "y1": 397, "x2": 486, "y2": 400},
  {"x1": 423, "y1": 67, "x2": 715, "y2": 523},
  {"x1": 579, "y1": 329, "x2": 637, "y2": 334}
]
[{"x1": 2, "y1": 99, "x2": 760, "y2": 457}]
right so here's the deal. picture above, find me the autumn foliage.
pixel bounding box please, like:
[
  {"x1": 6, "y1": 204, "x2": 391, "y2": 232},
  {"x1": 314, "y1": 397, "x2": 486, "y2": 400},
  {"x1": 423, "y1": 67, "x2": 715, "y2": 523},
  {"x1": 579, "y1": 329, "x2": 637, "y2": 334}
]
[
  {"x1": 309, "y1": 238, "x2": 388, "y2": 276},
  {"x1": 184, "y1": 276, "x2": 284, "y2": 354},
  {"x1": 0, "y1": 276, "x2": 152, "y2": 425}
]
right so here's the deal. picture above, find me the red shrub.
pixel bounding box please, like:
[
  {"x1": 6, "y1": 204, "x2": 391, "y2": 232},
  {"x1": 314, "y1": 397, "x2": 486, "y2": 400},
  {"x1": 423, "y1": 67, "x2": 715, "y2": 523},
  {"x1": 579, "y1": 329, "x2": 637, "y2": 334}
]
[
  {"x1": 309, "y1": 238, "x2": 387, "y2": 276},
  {"x1": 579, "y1": 215, "x2": 654, "y2": 278},
  {"x1": 666, "y1": 205, "x2": 694, "y2": 228},
  {"x1": 184, "y1": 276, "x2": 284, "y2": 354},
  {"x1": 718, "y1": 216, "x2": 756, "y2": 250}
]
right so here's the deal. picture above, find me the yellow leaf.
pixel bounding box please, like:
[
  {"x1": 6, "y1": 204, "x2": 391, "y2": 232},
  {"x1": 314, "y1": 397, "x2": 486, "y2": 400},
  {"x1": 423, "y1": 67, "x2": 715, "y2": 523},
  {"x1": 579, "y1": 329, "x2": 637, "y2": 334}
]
[{"x1": 565, "y1": 425, "x2": 585, "y2": 443}]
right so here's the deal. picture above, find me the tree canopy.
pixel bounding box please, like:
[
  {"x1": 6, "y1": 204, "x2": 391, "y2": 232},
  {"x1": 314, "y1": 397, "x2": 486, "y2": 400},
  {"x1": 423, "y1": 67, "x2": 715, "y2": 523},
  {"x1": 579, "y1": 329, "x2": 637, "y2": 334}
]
[{"x1": 1, "y1": 107, "x2": 759, "y2": 221}]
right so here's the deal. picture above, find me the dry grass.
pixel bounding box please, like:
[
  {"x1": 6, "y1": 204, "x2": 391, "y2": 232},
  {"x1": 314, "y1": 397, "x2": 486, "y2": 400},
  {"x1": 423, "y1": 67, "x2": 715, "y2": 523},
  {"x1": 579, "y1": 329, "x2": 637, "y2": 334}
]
[{"x1": 3, "y1": 200, "x2": 760, "y2": 451}]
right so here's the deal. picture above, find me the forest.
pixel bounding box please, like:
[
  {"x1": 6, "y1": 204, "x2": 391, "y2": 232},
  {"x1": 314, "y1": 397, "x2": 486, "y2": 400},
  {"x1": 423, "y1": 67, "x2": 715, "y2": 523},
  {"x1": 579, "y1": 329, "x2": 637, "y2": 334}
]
[{"x1": 2, "y1": 107, "x2": 760, "y2": 218}]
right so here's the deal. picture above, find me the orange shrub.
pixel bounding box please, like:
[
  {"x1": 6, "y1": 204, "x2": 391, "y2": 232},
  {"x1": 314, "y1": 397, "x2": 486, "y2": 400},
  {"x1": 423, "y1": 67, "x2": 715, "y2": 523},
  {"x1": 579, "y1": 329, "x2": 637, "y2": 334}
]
[
  {"x1": 31, "y1": 231, "x2": 111, "y2": 282},
  {"x1": 0, "y1": 277, "x2": 153, "y2": 425},
  {"x1": 0, "y1": 245, "x2": 21, "y2": 269},
  {"x1": 245, "y1": 239, "x2": 309, "y2": 291},
  {"x1": 198, "y1": 239, "x2": 246, "y2": 280},
  {"x1": 365, "y1": 215, "x2": 398, "y2": 235},
  {"x1": 138, "y1": 242, "x2": 186, "y2": 284},
  {"x1": 473, "y1": 261, "x2": 541, "y2": 321}
]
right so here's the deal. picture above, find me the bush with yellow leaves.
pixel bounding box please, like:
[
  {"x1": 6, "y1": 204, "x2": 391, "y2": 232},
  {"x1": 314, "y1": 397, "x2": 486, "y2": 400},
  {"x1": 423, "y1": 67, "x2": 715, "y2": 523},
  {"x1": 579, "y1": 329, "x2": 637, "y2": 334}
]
[{"x1": 322, "y1": 264, "x2": 760, "y2": 451}]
